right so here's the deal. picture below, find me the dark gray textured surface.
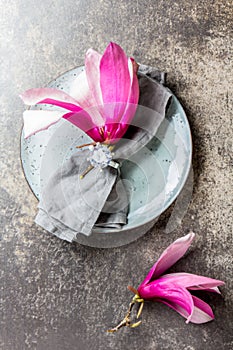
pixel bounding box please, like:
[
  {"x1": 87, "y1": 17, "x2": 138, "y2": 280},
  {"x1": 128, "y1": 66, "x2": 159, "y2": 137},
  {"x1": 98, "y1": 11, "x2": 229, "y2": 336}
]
[{"x1": 0, "y1": 1, "x2": 232, "y2": 349}]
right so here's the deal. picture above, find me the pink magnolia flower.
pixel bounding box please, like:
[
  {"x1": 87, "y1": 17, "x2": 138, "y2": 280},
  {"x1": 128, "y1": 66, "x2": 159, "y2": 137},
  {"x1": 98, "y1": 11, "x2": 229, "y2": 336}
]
[
  {"x1": 20, "y1": 42, "x2": 139, "y2": 143},
  {"x1": 137, "y1": 232, "x2": 224, "y2": 324},
  {"x1": 108, "y1": 233, "x2": 224, "y2": 332}
]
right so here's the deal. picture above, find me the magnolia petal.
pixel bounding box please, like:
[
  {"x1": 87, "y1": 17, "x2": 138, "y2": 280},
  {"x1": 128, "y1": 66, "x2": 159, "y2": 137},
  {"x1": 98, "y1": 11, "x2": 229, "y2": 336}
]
[
  {"x1": 190, "y1": 295, "x2": 215, "y2": 323},
  {"x1": 63, "y1": 110, "x2": 97, "y2": 134},
  {"x1": 23, "y1": 110, "x2": 65, "y2": 138},
  {"x1": 85, "y1": 48, "x2": 103, "y2": 108},
  {"x1": 157, "y1": 294, "x2": 214, "y2": 324},
  {"x1": 20, "y1": 88, "x2": 81, "y2": 112},
  {"x1": 85, "y1": 126, "x2": 105, "y2": 143},
  {"x1": 159, "y1": 272, "x2": 225, "y2": 291},
  {"x1": 157, "y1": 298, "x2": 190, "y2": 321},
  {"x1": 69, "y1": 70, "x2": 104, "y2": 126},
  {"x1": 120, "y1": 58, "x2": 140, "y2": 126},
  {"x1": 138, "y1": 233, "x2": 195, "y2": 287},
  {"x1": 128, "y1": 58, "x2": 140, "y2": 104},
  {"x1": 99, "y1": 58, "x2": 139, "y2": 136},
  {"x1": 69, "y1": 70, "x2": 95, "y2": 108},
  {"x1": 189, "y1": 286, "x2": 221, "y2": 294},
  {"x1": 138, "y1": 282, "x2": 194, "y2": 322},
  {"x1": 23, "y1": 109, "x2": 95, "y2": 139},
  {"x1": 106, "y1": 122, "x2": 129, "y2": 143},
  {"x1": 100, "y1": 42, "x2": 131, "y2": 122}
]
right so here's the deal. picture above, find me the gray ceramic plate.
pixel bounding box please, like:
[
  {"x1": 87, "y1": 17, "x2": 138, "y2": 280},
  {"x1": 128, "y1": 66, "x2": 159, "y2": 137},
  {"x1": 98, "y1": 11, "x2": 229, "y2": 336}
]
[{"x1": 20, "y1": 66, "x2": 192, "y2": 248}]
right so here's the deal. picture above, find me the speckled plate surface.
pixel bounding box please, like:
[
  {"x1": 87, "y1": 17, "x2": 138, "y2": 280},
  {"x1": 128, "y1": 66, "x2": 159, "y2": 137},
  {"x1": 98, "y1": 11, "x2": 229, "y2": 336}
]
[{"x1": 20, "y1": 66, "x2": 192, "y2": 247}]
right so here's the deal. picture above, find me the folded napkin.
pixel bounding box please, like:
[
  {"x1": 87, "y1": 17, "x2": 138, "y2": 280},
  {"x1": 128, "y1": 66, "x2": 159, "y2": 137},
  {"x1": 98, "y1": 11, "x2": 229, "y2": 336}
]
[{"x1": 35, "y1": 65, "x2": 172, "y2": 242}]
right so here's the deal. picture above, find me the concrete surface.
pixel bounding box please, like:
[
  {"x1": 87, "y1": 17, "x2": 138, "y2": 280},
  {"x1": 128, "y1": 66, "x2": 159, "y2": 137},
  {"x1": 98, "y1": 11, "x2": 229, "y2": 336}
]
[{"x1": 0, "y1": 0, "x2": 232, "y2": 349}]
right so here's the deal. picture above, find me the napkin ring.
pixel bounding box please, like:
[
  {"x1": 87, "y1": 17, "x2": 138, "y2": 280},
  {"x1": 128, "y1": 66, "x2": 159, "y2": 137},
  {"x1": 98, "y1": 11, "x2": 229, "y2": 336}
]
[{"x1": 77, "y1": 142, "x2": 119, "y2": 179}]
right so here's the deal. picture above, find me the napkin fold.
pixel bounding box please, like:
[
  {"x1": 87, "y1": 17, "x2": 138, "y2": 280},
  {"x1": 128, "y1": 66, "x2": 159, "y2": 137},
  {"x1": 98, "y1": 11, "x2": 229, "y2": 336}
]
[{"x1": 35, "y1": 65, "x2": 172, "y2": 242}]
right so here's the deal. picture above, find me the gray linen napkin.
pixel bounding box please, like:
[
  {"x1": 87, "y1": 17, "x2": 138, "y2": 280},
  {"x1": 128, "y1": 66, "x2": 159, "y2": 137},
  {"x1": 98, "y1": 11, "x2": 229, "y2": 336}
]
[{"x1": 35, "y1": 65, "x2": 172, "y2": 242}]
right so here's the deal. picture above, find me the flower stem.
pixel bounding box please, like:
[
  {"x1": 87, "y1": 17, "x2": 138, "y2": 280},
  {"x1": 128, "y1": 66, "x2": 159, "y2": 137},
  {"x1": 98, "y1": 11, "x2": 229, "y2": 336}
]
[
  {"x1": 79, "y1": 165, "x2": 94, "y2": 179},
  {"x1": 76, "y1": 142, "x2": 96, "y2": 149},
  {"x1": 107, "y1": 293, "x2": 144, "y2": 333}
]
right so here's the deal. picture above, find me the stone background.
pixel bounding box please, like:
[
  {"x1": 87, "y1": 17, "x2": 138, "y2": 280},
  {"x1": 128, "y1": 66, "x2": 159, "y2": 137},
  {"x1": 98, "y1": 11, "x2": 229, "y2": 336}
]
[{"x1": 0, "y1": 0, "x2": 232, "y2": 349}]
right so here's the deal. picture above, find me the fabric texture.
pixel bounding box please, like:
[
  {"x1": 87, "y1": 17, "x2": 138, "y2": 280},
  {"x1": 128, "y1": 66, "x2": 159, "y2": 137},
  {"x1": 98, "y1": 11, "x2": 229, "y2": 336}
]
[{"x1": 35, "y1": 65, "x2": 172, "y2": 242}]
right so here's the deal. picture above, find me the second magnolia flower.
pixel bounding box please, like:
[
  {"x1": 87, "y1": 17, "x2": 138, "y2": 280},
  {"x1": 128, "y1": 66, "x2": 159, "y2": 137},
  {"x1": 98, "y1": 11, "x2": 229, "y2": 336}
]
[{"x1": 108, "y1": 233, "x2": 224, "y2": 332}]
